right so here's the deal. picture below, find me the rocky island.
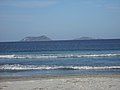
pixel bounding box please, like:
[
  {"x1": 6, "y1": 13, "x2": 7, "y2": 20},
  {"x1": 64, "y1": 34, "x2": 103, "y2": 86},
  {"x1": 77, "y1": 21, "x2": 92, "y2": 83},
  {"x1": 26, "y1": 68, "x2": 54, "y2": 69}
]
[
  {"x1": 21, "y1": 35, "x2": 52, "y2": 41},
  {"x1": 21, "y1": 36, "x2": 97, "y2": 42}
]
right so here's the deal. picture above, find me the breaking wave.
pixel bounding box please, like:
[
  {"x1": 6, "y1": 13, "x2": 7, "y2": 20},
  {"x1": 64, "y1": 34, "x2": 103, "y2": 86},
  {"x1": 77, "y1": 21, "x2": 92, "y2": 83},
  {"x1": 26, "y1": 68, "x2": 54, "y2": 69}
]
[
  {"x1": 0, "y1": 64, "x2": 120, "y2": 71},
  {"x1": 0, "y1": 53, "x2": 120, "y2": 59}
]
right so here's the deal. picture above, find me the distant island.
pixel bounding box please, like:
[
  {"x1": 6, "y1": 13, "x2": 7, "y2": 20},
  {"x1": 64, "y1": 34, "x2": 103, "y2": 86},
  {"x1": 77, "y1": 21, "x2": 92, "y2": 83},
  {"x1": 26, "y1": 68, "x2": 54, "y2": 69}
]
[
  {"x1": 74, "y1": 37, "x2": 95, "y2": 40},
  {"x1": 21, "y1": 35, "x2": 52, "y2": 41},
  {"x1": 21, "y1": 36, "x2": 96, "y2": 42}
]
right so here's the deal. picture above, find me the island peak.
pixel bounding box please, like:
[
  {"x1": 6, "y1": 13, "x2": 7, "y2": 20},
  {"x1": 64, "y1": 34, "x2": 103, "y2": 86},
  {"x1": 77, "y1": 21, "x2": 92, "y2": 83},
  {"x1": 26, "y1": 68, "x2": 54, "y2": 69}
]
[{"x1": 21, "y1": 35, "x2": 52, "y2": 41}]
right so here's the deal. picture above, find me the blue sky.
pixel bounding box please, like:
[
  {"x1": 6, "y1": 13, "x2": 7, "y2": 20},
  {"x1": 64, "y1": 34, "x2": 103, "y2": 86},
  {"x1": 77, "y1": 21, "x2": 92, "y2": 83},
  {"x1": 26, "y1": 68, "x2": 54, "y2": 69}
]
[{"x1": 0, "y1": 0, "x2": 120, "y2": 41}]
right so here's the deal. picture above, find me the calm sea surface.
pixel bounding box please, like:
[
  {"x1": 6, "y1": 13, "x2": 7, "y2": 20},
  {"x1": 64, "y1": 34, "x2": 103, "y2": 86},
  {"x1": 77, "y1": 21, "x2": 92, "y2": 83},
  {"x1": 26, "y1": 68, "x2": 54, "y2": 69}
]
[{"x1": 0, "y1": 39, "x2": 120, "y2": 77}]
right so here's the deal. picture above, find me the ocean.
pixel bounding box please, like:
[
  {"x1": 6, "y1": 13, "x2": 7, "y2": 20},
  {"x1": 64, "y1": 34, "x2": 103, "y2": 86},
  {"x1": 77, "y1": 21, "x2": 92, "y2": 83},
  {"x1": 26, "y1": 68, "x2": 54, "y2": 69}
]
[{"x1": 0, "y1": 39, "x2": 120, "y2": 77}]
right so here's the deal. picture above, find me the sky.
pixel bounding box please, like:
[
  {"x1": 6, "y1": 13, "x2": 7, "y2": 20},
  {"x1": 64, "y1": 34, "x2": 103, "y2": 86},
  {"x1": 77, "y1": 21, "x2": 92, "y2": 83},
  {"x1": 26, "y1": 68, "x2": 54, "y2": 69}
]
[{"x1": 0, "y1": 0, "x2": 120, "y2": 42}]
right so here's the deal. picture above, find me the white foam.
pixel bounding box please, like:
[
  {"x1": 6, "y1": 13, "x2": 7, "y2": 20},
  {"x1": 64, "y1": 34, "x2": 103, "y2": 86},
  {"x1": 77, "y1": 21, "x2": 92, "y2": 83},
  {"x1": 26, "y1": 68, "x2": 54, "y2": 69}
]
[
  {"x1": 0, "y1": 53, "x2": 120, "y2": 59},
  {"x1": 0, "y1": 64, "x2": 120, "y2": 70},
  {"x1": 0, "y1": 55, "x2": 15, "y2": 59}
]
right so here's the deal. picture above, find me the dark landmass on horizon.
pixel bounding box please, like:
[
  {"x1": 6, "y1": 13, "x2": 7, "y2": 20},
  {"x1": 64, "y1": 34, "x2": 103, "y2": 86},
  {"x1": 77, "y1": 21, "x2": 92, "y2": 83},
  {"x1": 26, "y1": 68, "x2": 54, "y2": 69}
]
[
  {"x1": 21, "y1": 35, "x2": 52, "y2": 42},
  {"x1": 21, "y1": 35, "x2": 97, "y2": 42},
  {"x1": 0, "y1": 36, "x2": 119, "y2": 42}
]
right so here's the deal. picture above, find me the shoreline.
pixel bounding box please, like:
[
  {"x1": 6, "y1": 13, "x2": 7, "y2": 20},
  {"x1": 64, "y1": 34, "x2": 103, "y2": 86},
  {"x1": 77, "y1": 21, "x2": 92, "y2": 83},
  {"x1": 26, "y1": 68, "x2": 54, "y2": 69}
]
[
  {"x1": 1, "y1": 74, "x2": 120, "y2": 82},
  {"x1": 0, "y1": 74, "x2": 120, "y2": 90}
]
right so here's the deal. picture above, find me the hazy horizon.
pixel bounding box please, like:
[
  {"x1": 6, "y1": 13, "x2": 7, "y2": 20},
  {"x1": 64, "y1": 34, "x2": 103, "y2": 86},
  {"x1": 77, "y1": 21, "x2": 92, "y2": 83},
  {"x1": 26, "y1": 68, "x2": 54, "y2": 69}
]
[{"x1": 0, "y1": 0, "x2": 120, "y2": 42}]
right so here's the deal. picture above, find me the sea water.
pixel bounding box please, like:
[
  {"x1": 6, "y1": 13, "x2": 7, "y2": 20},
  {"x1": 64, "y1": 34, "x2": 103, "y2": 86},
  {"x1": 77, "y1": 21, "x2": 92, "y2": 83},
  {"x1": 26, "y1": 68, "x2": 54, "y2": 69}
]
[{"x1": 0, "y1": 39, "x2": 120, "y2": 77}]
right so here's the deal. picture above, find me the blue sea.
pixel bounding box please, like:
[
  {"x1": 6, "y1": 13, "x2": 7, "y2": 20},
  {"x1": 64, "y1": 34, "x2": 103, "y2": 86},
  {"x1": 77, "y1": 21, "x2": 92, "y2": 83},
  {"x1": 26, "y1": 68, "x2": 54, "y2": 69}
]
[{"x1": 0, "y1": 39, "x2": 120, "y2": 77}]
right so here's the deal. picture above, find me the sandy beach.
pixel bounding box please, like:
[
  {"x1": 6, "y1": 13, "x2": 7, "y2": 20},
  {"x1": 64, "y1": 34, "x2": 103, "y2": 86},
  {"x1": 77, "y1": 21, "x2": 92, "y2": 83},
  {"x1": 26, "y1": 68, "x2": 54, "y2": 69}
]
[{"x1": 0, "y1": 75, "x2": 120, "y2": 90}]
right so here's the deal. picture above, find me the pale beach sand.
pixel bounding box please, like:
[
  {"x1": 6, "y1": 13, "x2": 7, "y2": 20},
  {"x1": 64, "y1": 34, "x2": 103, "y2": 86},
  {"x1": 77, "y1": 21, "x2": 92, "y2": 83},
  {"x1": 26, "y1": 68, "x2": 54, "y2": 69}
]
[{"x1": 0, "y1": 75, "x2": 120, "y2": 90}]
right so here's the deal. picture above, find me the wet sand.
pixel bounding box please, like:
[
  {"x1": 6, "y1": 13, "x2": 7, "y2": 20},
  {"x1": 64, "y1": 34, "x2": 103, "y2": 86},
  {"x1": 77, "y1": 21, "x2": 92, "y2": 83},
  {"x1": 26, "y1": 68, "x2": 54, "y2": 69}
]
[{"x1": 0, "y1": 75, "x2": 120, "y2": 90}]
